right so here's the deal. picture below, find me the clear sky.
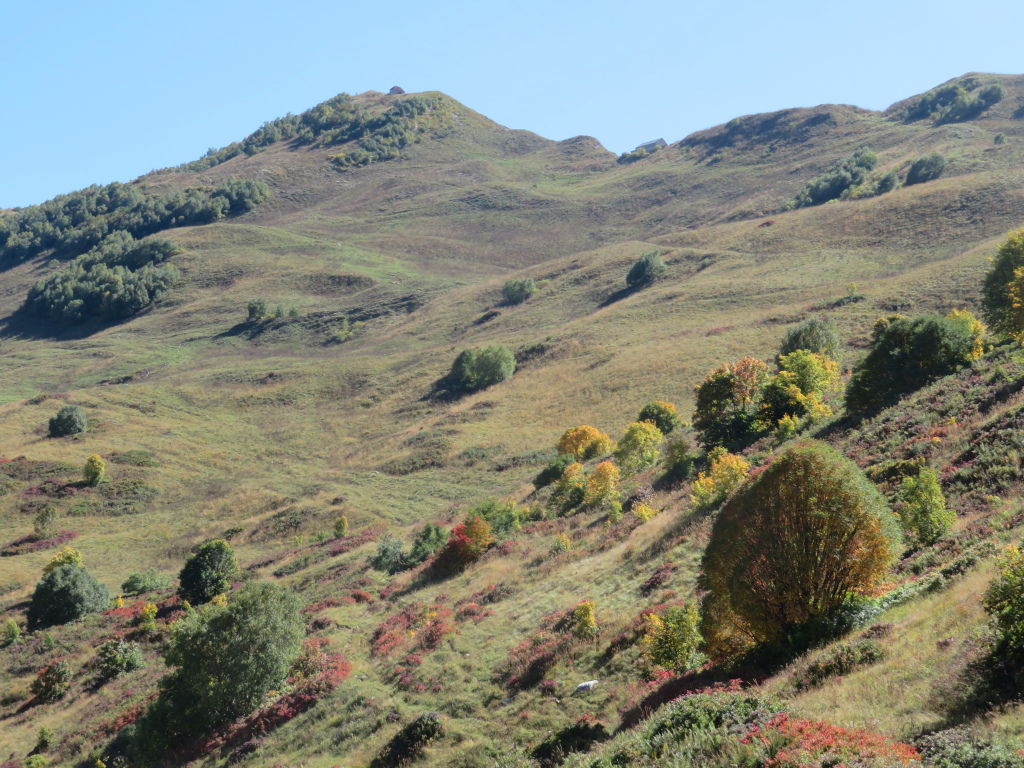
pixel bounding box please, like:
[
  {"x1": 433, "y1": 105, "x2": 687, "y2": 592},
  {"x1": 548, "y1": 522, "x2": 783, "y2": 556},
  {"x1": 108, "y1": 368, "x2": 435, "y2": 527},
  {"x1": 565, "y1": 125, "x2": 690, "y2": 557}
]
[{"x1": 3, "y1": 0, "x2": 1023, "y2": 208}]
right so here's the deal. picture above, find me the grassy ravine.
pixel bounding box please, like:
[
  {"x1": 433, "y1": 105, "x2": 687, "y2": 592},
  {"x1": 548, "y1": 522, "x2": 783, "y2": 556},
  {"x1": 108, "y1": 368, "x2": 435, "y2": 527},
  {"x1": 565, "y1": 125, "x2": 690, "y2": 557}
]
[{"x1": 2, "y1": 74, "x2": 1024, "y2": 766}]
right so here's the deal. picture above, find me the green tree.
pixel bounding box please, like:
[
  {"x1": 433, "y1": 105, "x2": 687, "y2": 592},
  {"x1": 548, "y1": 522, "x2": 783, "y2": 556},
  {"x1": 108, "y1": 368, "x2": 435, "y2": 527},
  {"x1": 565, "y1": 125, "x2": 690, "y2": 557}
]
[
  {"x1": 905, "y1": 153, "x2": 947, "y2": 186},
  {"x1": 132, "y1": 582, "x2": 304, "y2": 759},
  {"x1": 641, "y1": 604, "x2": 703, "y2": 672},
  {"x1": 982, "y1": 228, "x2": 1024, "y2": 336},
  {"x1": 121, "y1": 569, "x2": 171, "y2": 595},
  {"x1": 637, "y1": 401, "x2": 682, "y2": 434},
  {"x1": 692, "y1": 357, "x2": 769, "y2": 449},
  {"x1": 96, "y1": 638, "x2": 145, "y2": 681},
  {"x1": 983, "y1": 545, "x2": 1024, "y2": 659},
  {"x1": 534, "y1": 453, "x2": 576, "y2": 488},
  {"x1": 33, "y1": 505, "x2": 59, "y2": 540},
  {"x1": 83, "y1": 454, "x2": 105, "y2": 486},
  {"x1": 247, "y1": 299, "x2": 267, "y2": 322},
  {"x1": 446, "y1": 345, "x2": 516, "y2": 394},
  {"x1": 48, "y1": 405, "x2": 86, "y2": 437},
  {"x1": 501, "y1": 278, "x2": 537, "y2": 305},
  {"x1": 895, "y1": 468, "x2": 955, "y2": 546},
  {"x1": 1, "y1": 617, "x2": 21, "y2": 647},
  {"x1": 178, "y1": 539, "x2": 237, "y2": 605},
  {"x1": 790, "y1": 147, "x2": 878, "y2": 207},
  {"x1": 27, "y1": 564, "x2": 110, "y2": 630},
  {"x1": 613, "y1": 421, "x2": 664, "y2": 474},
  {"x1": 778, "y1": 317, "x2": 842, "y2": 362},
  {"x1": 372, "y1": 537, "x2": 407, "y2": 574},
  {"x1": 626, "y1": 250, "x2": 667, "y2": 289},
  {"x1": 701, "y1": 441, "x2": 901, "y2": 657},
  {"x1": 408, "y1": 523, "x2": 448, "y2": 565}
]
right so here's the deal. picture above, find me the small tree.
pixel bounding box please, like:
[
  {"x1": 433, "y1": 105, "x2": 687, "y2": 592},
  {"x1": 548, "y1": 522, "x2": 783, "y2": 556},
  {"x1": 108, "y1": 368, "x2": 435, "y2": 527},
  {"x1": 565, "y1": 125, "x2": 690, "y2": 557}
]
[
  {"x1": 1, "y1": 617, "x2": 21, "y2": 647},
  {"x1": 778, "y1": 317, "x2": 842, "y2": 362},
  {"x1": 690, "y1": 451, "x2": 750, "y2": 510},
  {"x1": 626, "y1": 250, "x2": 666, "y2": 289},
  {"x1": 692, "y1": 357, "x2": 769, "y2": 449},
  {"x1": 34, "y1": 505, "x2": 59, "y2": 540},
  {"x1": 984, "y1": 546, "x2": 1024, "y2": 656},
  {"x1": 584, "y1": 461, "x2": 620, "y2": 506},
  {"x1": 551, "y1": 462, "x2": 586, "y2": 512},
  {"x1": 896, "y1": 468, "x2": 955, "y2": 546},
  {"x1": 96, "y1": 638, "x2": 145, "y2": 681},
  {"x1": 556, "y1": 425, "x2": 614, "y2": 461},
  {"x1": 27, "y1": 564, "x2": 110, "y2": 630},
  {"x1": 433, "y1": 516, "x2": 494, "y2": 574},
  {"x1": 984, "y1": 229, "x2": 1024, "y2": 336},
  {"x1": 178, "y1": 539, "x2": 237, "y2": 605},
  {"x1": 501, "y1": 278, "x2": 537, "y2": 305},
  {"x1": 408, "y1": 523, "x2": 448, "y2": 565},
  {"x1": 121, "y1": 569, "x2": 171, "y2": 595},
  {"x1": 446, "y1": 345, "x2": 516, "y2": 394},
  {"x1": 572, "y1": 601, "x2": 598, "y2": 639},
  {"x1": 43, "y1": 546, "x2": 82, "y2": 574},
  {"x1": 613, "y1": 421, "x2": 663, "y2": 474},
  {"x1": 83, "y1": 454, "x2": 105, "y2": 486},
  {"x1": 534, "y1": 453, "x2": 576, "y2": 488},
  {"x1": 246, "y1": 299, "x2": 267, "y2": 322},
  {"x1": 48, "y1": 405, "x2": 86, "y2": 437},
  {"x1": 334, "y1": 514, "x2": 350, "y2": 538},
  {"x1": 372, "y1": 537, "x2": 407, "y2": 574},
  {"x1": 637, "y1": 401, "x2": 682, "y2": 434},
  {"x1": 31, "y1": 660, "x2": 73, "y2": 702},
  {"x1": 905, "y1": 153, "x2": 947, "y2": 186},
  {"x1": 641, "y1": 604, "x2": 702, "y2": 672}
]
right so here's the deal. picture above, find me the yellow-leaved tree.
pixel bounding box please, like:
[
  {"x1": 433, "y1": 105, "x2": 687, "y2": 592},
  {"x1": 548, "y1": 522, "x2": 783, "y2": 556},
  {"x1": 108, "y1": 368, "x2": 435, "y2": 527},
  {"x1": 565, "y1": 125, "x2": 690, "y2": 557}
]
[{"x1": 556, "y1": 425, "x2": 614, "y2": 461}]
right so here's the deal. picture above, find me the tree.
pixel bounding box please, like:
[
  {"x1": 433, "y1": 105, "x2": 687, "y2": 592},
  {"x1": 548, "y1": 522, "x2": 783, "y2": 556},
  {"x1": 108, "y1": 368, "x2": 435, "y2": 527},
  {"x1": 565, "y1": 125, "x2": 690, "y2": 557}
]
[
  {"x1": 551, "y1": 462, "x2": 586, "y2": 512},
  {"x1": 132, "y1": 581, "x2": 304, "y2": 759},
  {"x1": 43, "y1": 546, "x2": 82, "y2": 574},
  {"x1": 446, "y1": 345, "x2": 516, "y2": 394},
  {"x1": 48, "y1": 405, "x2": 86, "y2": 437},
  {"x1": 247, "y1": 299, "x2": 267, "y2": 322},
  {"x1": 534, "y1": 453, "x2": 576, "y2": 488},
  {"x1": 790, "y1": 147, "x2": 879, "y2": 208},
  {"x1": 905, "y1": 153, "x2": 947, "y2": 186},
  {"x1": 984, "y1": 546, "x2": 1024, "y2": 658},
  {"x1": 372, "y1": 537, "x2": 407, "y2": 574},
  {"x1": 408, "y1": 523, "x2": 448, "y2": 565},
  {"x1": 501, "y1": 278, "x2": 537, "y2": 305},
  {"x1": 982, "y1": 229, "x2": 1024, "y2": 336},
  {"x1": 701, "y1": 441, "x2": 901, "y2": 656},
  {"x1": 613, "y1": 421, "x2": 663, "y2": 474},
  {"x1": 121, "y1": 569, "x2": 171, "y2": 595},
  {"x1": 27, "y1": 564, "x2": 110, "y2": 630},
  {"x1": 178, "y1": 539, "x2": 237, "y2": 605},
  {"x1": 895, "y1": 468, "x2": 955, "y2": 546},
  {"x1": 641, "y1": 604, "x2": 702, "y2": 672},
  {"x1": 778, "y1": 317, "x2": 841, "y2": 362},
  {"x1": 759, "y1": 350, "x2": 839, "y2": 428},
  {"x1": 432, "y1": 516, "x2": 494, "y2": 574},
  {"x1": 637, "y1": 401, "x2": 682, "y2": 434},
  {"x1": 692, "y1": 357, "x2": 769, "y2": 449},
  {"x1": 556, "y1": 425, "x2": 613, "y2": 461},
  {"x1": 845, "y1": 315, "x2": 981, "y2": 413},
  {"x1": 33, "y1": 506, "x2": 59, "y2": 540},
  {"x1": 83, "y1": 454, "x2": 105, "y2": 486},
  {"x1": 96, "y1": 638, "x2": 145, "y2": 681},
  {"x1": 584, "y1": 461, "x2": 620, "y2": 506},
  {"x1": 690, "y1": 450, "x2": 750, "y2": 510},
  {"x1": 626, "y1": 250, "x2": 666, "y2": 289}
]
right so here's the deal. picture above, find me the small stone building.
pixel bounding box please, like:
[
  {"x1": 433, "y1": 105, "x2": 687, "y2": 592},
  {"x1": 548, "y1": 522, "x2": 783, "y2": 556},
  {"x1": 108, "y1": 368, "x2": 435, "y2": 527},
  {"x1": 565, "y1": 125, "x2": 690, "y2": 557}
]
[{"x1": 634, "y1": 138, "x2": 667, "y2": 153}]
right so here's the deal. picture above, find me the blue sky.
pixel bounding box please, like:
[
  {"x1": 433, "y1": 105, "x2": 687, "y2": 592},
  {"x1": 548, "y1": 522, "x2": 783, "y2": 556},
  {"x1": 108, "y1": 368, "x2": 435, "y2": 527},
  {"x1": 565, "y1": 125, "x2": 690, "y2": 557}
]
[{"x1": 3, "y1": 0, "x2": 1023, "y2": 208}]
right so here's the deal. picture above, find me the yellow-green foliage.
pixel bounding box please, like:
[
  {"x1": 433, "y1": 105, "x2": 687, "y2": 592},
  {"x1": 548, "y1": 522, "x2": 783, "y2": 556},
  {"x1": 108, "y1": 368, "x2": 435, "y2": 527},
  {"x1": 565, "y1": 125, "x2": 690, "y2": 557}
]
[
  {"x1": 613, "y1": 421, "x2": 663, "y2": 474},
  {"x1": 759, "y1": 350, "x2": 839, "y2": 428},
  {"x1": 572, "y1": 600, "x2": 598, "y2": 639},
  {"x1": 692, "y1": 356, "x2": 770, "y2": 448},
  {"x1": 557, "y1": 425, "x2": 614, "y2": 461},
  {"x1": 641, "y1": 604, "x2": 702, "y2": 672},
  {"x1": 584, "y1": 460, "x2": 620, "y2": 506},
  {"x1": 137, "y1": 603, "x2": 158, "y2": 633},
  {"x1": 43, "y1": 546, "x2": 83, "y2": 574},
  {"x1": 983, "y1": 545, "x2": 1024, "y2": 652},
  {"x1": 637, "y1": 400, "x2": 682, "y2": 434},
  {"x1": 1, "y1": 617, "x2": 21, "y2": 647},
  {"x1": 982, "y1": 227, "x2": 1024, "y2": 336},
  {"x1": 83, "y1": 454, "x2": 105, "y2": 486},
  {"x1": 896, "y1": 468, "x2": 955, "y2": 545},
  {"x1": 690, "y1": 452, "x2": 750, "y2": 510},
  {"x1": 333, "y1": 514, "x2": 350, "y2": 538},
  {"x1": 552, "y1": 461, "x2": 586, "y2": 510},
  {"x1": 945, "y1": 308, "x2": 986, "y2": 359},
  {"x1": 552, "y1": 532, "x2": 572, "y2": 554},
  {"x1": 632, "y1": 502, "x2": 658, "y2": 523}
]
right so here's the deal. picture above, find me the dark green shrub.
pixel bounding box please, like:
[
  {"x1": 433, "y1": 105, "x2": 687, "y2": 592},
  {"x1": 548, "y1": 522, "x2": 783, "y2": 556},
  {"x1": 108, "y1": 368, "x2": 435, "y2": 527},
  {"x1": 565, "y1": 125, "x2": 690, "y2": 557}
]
[
  {"x1": 446, "y1": 345, "x2": 516, "y2": 394},
  {"x1": 371, "y1": 712, "x2": 445, "y2": 768},
  {"x1": 121, "y1": 569, "x2": 172, "y2": 595},
  {"x1": 790, "y1": 147, "x2": 878, "y2": 208},
  {"x1": 626, "y1": 250, "x2": 667, "y2": 289},
  {"x1": 637, "y1": 400, "x2": 682, "y2": 434},
  {"x1": 408, "y1": 524, "x2": 448, "y2": 565},
  {"x1": 27, "y1": 564, "x2": 110, "y2": 630},
  {"x1": 875, "y1": 171, "x2": 900, "y2": 194},
  {"x1": 779, "y1": 317, "x2": 842, "y2": 361},
  {"x1": 48, "y1": 405, "x2": 86, "y2": 437},
  {"x1": 96, "y1": 638, "x2": 145, "y2": 681},
  {"x1": 372, "y1": 536, "x2": 407, "y2": 574},
  {"x1": 905, "y1": 153, "x2": 947, "y2": 186},
  {"x1": 793, "y1": 638, "x2": 884, "y2": 690},
  {"x1": 981, "y1": 229, "x2": 1024, "y2": 336},
  {"x1": 31, "y1": 660, "x2": 73, "y2": 703},
  {"x1": 501, "y1": 278, "x2": 537, "y2": 305},
  {"x1": 247, "y1": 299, "x2": 268, "y2": 322},
  {"x1": 918, "y1": 728, "x2": 1024, "y2": 768},
  {"x1": 534, "y1": 454, "x2": 575, "y2": 488},
  {"x1": 177, "y1": 539, "x2": 237, "y2": 605}
]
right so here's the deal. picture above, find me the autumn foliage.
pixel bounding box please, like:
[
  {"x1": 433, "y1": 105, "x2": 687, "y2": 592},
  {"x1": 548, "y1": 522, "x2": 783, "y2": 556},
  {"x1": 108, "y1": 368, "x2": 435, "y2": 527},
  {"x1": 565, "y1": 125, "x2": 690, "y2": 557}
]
[
  {"x1": 433, "y1": 516, "x2": 494, "y2": 574},
  {"x1": 556, "y1": 425, "x2": 613, "y2": 461}
]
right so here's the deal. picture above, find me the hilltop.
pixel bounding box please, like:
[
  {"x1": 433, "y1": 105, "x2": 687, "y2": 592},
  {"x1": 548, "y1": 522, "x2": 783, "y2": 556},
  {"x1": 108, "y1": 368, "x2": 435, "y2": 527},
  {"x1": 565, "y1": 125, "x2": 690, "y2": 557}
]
[{"x1": 1, "y1": 73, "x2": 1024, "y2": 767}]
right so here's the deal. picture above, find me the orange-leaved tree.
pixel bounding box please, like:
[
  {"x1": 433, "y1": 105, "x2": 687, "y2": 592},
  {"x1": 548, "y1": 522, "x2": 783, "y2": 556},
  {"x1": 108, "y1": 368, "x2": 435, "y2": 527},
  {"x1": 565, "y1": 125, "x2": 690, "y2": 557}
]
[
  {"x1": 556, "y1": 425, "x2": 614, "y2": 461},
  {"x1": 700, "y1": 441, "x2": 901, "y2": 658}
]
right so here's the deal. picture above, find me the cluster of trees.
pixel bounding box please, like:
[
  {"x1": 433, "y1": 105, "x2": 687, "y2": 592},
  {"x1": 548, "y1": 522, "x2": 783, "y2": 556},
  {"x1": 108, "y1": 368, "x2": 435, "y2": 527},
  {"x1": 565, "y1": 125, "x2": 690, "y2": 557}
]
[
  {"x1": 787, "y1": 147, "x2": 882, "y2": 208},
  {"x1": 0, "y1": 178, "x2": 268, "y2": 268},
  {"x1": 25, "y1": 234, "x2": 182, "y2": 322},
  {"x1": 329, "y1": 96, "x2": 442, "y2": 169},
  {"x1": 904, "y1": 80, "x2": 1006, "y2": 124}
]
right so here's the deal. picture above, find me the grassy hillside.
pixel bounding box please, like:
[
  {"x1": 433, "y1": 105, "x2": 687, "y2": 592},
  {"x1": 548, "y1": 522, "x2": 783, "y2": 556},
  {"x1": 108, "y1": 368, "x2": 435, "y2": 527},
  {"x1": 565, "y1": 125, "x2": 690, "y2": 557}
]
[{"x1": 2, "y1": 74, "x2": 1024, "y2": 767}]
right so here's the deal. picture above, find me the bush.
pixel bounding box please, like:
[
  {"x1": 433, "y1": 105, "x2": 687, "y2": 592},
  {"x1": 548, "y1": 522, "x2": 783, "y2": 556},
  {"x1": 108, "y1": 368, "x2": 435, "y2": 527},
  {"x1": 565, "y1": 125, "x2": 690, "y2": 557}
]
[
  {"x1": 48, "y1": 405, "x2": 86, "y2": 437},
  {"x1": 984, "y1": 545, "x2": 1024, "y2": 656},
  {"x1": 918, "y1": 728, "x2": 1024, "y2": 768},
  {"x1": 83, "y1": 454, "x2": 105, "y2": 486},
  {"x1": 778, "y1": 317, "x2": 841, "y2": 362},
  {"x1": 556, "y1": 425, "x2": 613, "y2": 461},
  {"x1": 585, "y1": 461, "x2": 620, "y2": 506},
  {"x1": 690, "y1": 451, "x2": 750, "y2": 510},
  {"x1": 905, "y1": 153, "x2": 947, "y2": 186},
  {"x1": 96, "y1": 638, "x2": 145, "y2": 681},
  {"x1": 371, "y1": 712, "x2": 445, "y2": 768},
  {"x1": 663, "y1": 435, "x2": 696, "y2": 481},
  {"x1": 534, "y1": 453, "x2": 575, "y2": 488},
  {"x1": 637, "y1": 400, "x2": 682, "y2": 434},
  {"x1": 614, "y1": 421, "x2": 663, "y2": 474},
  {"x1": 33, "y1": 505, "x2": 59, "y2": 539},
  {"x1": 372, "y1": 536, "x2": 408, "y2": 574},
  {"x1": 43, "y1": 546, "x2": 82, "y2": 574},
  {"x1": 247, "y1": 299, "x2": 267, "y2": 322},
  {"x1": 982, "y1": 228, "x2": 1024, "y2": 336},
  {"x1": 334, "y1": 514, "x2": 350, "y2": 538},
  {"x1": 432, "y1": 516, "x2": 494, "y2": 574},
  {"x1": 846, "y1": 314, "x2": 983, "y2": 413},
  {"x1": 1, "y1": 617, "x2": 21, "y2": 646},
  {"x1": 501, "y1": 278, "x2": 537, "y2": 305},
  {"x1": 31, "y1": 660, "x2": 72, "y2": 702},
  {"x1": 177, "y1": 539, "x2": 237, "y2": 605},
  {"x1": 641, "y1": 604, "x2": 703, "y2": 672},
  {"x1": 626, "y1": 250, "x2": 666, "y2": 289},
  {"x1": 790, "y1": 147, "x2": 878, "y2": 207},
  {"x1": 793, "y1": 638, "x2": 884, "y2": 690},
  {"x1": 895, "y1": 467, "x2": 955, "y2": 546},
  {"x1": 701, "y1": 441, "x2": 901, "y2": 657},
  {"x1": 27, "y1": 563, "x2": 110, "y2": 630},
  {"x1": 551, "y1": 462, "x2": 586, "y2": 512},
  {"x1": 408, "y1": 523, "x2": 448, "y2": 565},
  {"x1": 121, "y1": 569, "x2": 172, "y2": 595},
  {"x1": 446, "y1": 345, "x2": 516, "y2": 394},
  {"x1": 132, "y1": 581, "x2": 304, "y2": 759}
]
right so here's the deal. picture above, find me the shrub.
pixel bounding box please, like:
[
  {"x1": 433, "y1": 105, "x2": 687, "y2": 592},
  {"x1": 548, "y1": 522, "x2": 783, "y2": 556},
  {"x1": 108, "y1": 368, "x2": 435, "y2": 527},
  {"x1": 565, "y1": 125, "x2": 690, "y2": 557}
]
[
  {"x1": 701, "y1": 441, "x2": 901, "y2": 657},
  {"x1": 584, "y1": 461, "x2": 620, "y2": 506},
  {"x1": 692, "y1": 357, "x2": 769, "y2": 449},
  {"x1": 641, "y1": 604, "x2": 703, "y2": 672},
  {"x1": 984, "y1": 545, "x2": 1024, "y2": 656},
  {"x1": 408, "y1": 523, "x2": 448, "y2": 565},
  {"x1": 35, "y1": 726, "x2": 54, "y2": 753},
  {"x1": 637, "y1": 400, "x2": 682, "y2": 434},
  {"x1": 790, "y1": 147, "x2": 878, "y2": 207},
  {"x1": 905, "y1": 153, "x2": 947, "y2": 186},
  {"x1": 690, "y1": 451, "x2": 750, "y2": 510},
  {"x1": 571, "y1": 600, "x2": 599, "y2": 639},
  {"x1": 759, "y1": 350, "x2": 839, "y2": 428},
  {"x1": 27, "y1": 563, "x2": 110, "y2": 630},
  {"x1": 133, "y1": 583, "x2": 303, "y2": 759},
  {"x1": 846, "y1": 314, "x2": 982, "y2": 413},
  {"x1": 614, "y1": 421, "x2": 664, "y2": 474},
  {"x1": 247, "y1": 299, "x2": 267, "y2": 322},
  {"x1": 556, "y1": 425, "x2": 613, "y2": 461},
  {"x1": 334, "y1": 514, "x2": 350, "y2": 538},
  {"x1": 121, "y1": 569, "x2": 171, "y2": 595},
  {"x1": 24, "y1": 755, "x2": 49, "y2": 768},
  {"x1": 793, "y1": 638, "x2": 884, "y2": 690},
  {"x1": 371, "y1": 712, "x2": 445, "y2": 768},
  {"x1": 43, "y1": 546, "x2": 82, "y2": 573},
  {"x1": 83, "y1": 454, "x2": 105, "y2": 486},
  {"x1": 551, "y1": 462, "x2": 586, "y2": 512},
  {"x1": 778, "y1": 317, "x2": 842, "y2": 361},
  {"x1": 534, "y1": 453, "x2": 575, "y2": 488},
  {"x1": 31, "y1": 660, "x2": 73, "y2": 703},
  {"x1": 446, "y1": 345, "x2": 516, "y2": 394},
  {"x1": 1, "y1": 617, "x2": 21, "y2": 646},
  {"x1": 626, "y1": 250, "x2": 667, "y2": 289},
  {"x1": 875, "y1": 170, "x2": 900, "y2": 194},
  {"x1": 372, "y1": 536, "x2": 408, "y2": 574},
  {"x1": 663, "y1": 435, "x2": 696, "y2": 481},
  {"x1": 33, "y1": 505, "x2": 59, "y2": 539},
  {"x1": 895, "y1": 467, "x2": 955, "y2": 546},
  {"x1": 137, "y1": 603, "x2": 158, "y2": 633},
  {"x1": 96, "y1": 638, "x2": 145, "y2": 681},
  {"x1": 982, "y1": 229, "x2": 1024, "y2": 336},
  {"x1": 48, "y1": 405, "x2": 86, "y2": 437},
  {"x1": 433, "y1": 516, "x2": 494, "y2": 574},
  {"x1": 918, "y1": 727, "x2": 1024, "y2": 768},
  {"x1": 177, "y1": 539, "x2": 237, "y2": 605},
  {"x1": 501, "y1": 278, "x2": 537, "y2": 305}
]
